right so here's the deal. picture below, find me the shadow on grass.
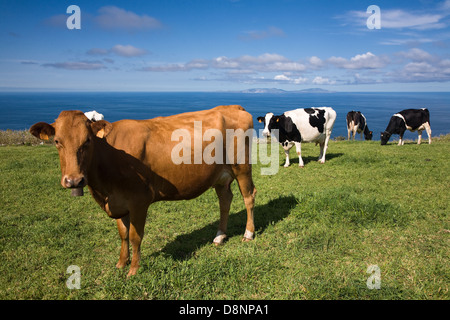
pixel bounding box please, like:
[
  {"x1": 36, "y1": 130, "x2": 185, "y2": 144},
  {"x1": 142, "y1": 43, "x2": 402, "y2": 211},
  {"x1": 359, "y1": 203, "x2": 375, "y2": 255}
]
[
  {"x1": 284, "y1": 152, "x2": 344, "y2": 166},
  {"x1": 150, "y1": 195, "x2": 298, "y2": 261}
]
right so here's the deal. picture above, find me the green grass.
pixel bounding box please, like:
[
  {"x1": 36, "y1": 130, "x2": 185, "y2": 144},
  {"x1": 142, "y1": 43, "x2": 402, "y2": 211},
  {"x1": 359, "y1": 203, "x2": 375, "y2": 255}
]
[{"x1": 0, "y1": 136, "x2": 449, "y2": 299}]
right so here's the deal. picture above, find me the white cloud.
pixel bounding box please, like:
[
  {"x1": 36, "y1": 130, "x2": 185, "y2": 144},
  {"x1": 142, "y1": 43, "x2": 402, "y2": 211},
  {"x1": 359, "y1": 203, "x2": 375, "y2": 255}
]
[
  {"x1": 342, "y1": 5, "x2": 448, "y2": 30},
  {"x1": 274, "y1": 74, "x2": 308, "y2": 84},
  {"x1": 111, "y1": 45, "x2": 147, "y2": 57},
  {"x1": 328, "y1": 52, "x2": 388, "y2": 69},
  {"x1": 309, "y1": 56, "x2": 324, "y2": 69},
  {"x1": 380, "y1": 10, "x2": 445, "y2": 30},
  {"x1": 386, "y1": 49, "x2": 450, "y2": 83},
  {"x1": 139, "y1": 48, "x2": 450, "y2": 86},
  {"x1": 397, "y1": 48, "x2": 435, "y2": 62},
  {"x1": 87, "y1": 45, "x2": 148, "y2": 58},
  {"x1": 274, "y1": 74, "x2": 290, "y2": 81},
  {"x1": 142, "y1": 53, "x2": 306, "y2": 73},
  {"x1": 95, "y1": 6, "x2": 162, "y2": 31},
  {"x1": 312, "y1": 76, "x2": 335, "y2": 85}
]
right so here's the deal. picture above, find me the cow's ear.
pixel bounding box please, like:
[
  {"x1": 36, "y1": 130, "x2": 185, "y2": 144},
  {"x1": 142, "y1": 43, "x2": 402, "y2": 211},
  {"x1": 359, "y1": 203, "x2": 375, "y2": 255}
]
[
  {"x1": 91, "y1": 120, "x2": 112, "y2": 139},
  {"x1": 257, "y1": 117, "x2": 264, "y2": 123},
  {"x1": 30, "y1": 122, "x2": 55, "y2": 140}
]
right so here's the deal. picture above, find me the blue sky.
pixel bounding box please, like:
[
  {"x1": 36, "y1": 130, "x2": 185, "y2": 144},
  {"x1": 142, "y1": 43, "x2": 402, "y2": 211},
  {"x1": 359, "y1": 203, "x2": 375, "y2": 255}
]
[{"x1": 1, "y1": 0, "x2": 450, "y2": 91}]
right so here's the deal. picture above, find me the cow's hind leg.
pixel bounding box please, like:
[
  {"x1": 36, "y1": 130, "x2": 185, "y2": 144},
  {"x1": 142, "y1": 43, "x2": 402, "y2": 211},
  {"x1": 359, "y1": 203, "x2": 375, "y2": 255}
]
[
  {"x1": 213, "y1": 179, "x2": 233, "y2": 245},
  {"x1": 318, "y1": 135, "x2": 330, "y2": 164},
  {"x1": 424, "y1": 122, "x2": 432, "y2": 144},
  {"x1": 294, "y1": 142, "x2": 304, "y2": 167},
  {"x1": 116, "y1": 215, "x2": 130, "y2": 269},
  {"x1": 234, "y1": 172, "x2": 256, "y2": 242}
]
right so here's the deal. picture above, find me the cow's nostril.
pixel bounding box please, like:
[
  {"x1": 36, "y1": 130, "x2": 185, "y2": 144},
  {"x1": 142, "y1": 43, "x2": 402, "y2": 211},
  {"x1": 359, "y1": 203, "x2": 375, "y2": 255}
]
[
  {"x1": 63, "y1": 176, "x2": 86, "y2": 188},
  {"x1": 77, "y1": 177, "x2": 86, "y2": 187},
  {"x1": 64, "y1": 177, "x2": 74, "y2": 188}
]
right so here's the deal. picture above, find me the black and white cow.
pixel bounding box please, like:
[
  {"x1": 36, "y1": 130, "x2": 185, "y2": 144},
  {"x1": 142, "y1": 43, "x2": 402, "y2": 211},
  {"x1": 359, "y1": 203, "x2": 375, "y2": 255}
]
[
  {"x1": 381, "y1": 108, "x2": 431, "y2": 145},
  {"x1": 346, "y1": 111, "x2": 373, "y2": 141},
  {"x1": 257, "y1": 107, "x2": 337, "y2": 167}
]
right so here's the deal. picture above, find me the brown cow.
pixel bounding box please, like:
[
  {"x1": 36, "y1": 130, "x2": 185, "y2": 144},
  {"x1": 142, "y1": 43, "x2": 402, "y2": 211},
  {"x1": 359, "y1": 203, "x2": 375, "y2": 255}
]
[{"x1": 30, "y1": 105, "x2": 256, "y2": 276}]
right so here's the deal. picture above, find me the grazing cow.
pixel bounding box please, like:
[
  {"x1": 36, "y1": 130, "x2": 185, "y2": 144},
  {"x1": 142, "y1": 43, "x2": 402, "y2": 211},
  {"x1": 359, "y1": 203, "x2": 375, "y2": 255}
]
[
  {"x1": 257, "y1": 107, "x2": 337, "y2": 167},
  {"x1": 346, "y1": 111, "x2": 373, "y2": 141},
  {"x1": 381, "y1": 108, "x2": 431, "y2": 145},
  {"x1": 30, "y1": 105, "x2": 256, "y2": 276}
]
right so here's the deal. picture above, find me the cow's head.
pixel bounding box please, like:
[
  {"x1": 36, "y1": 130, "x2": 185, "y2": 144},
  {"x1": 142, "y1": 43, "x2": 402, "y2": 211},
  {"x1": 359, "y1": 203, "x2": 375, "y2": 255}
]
[
  {"x1": 30, "y1": 110, "x2": 112, "y2": 192},
  {"x1": 380, "y1": 131, "x2": 391, "y2": 145},
  {"x1": 257, "y1": 113, "x2": 279, "y2": 137},
  {"x1": 365, "y1": 131, "x2": 373, "y2": 141}
]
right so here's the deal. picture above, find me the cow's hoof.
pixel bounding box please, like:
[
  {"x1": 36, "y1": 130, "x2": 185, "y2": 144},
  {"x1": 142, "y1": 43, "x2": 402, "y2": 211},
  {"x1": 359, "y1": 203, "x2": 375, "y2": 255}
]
[
  {"x1": 116, "y1": 260, "x2": 129, "y2": 269},
  {"x1": 299, "y1": 165, "x2": 304, "y2": 168},
  {"x1": 127, "y1": 267, "x2": 138, "y2": 277},
  {"x1": 213, "y1": 232, "x2": 227, "y2": 245},
  {"x1": 242, "y1": 230, "x2": 254, "y2": 242}
]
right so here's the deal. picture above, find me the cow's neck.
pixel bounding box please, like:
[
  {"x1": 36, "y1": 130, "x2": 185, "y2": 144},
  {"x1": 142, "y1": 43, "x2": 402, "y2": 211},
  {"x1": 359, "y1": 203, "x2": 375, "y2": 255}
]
[{"x1": 86, "y1": 137, "x2": 154, "y2": 202}]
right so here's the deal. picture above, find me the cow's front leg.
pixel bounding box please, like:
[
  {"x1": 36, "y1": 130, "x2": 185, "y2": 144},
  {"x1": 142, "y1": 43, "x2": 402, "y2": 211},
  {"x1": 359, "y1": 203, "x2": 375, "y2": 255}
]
[
  {"x1": 283, "y1": 150, "x2": 290, "y2": 167},
  {"x1": 283, "y1": 142, "x2": 293, "y2": 167},
  {"x1": 417, "y1": 131, "x2": 423, "y2": 145},
  {"x1": 128, "y1": 209, "x2": 147, "y2": 277},
  {"x1": 116, "y1": 215, "x2": 130, "y2": 269}
]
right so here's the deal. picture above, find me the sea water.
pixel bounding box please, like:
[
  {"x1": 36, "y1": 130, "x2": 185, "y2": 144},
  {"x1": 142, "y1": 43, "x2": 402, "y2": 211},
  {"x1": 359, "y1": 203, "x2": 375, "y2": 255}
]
[{"x1": 0, "y1": 91, "x2": 449, "y2": 140}]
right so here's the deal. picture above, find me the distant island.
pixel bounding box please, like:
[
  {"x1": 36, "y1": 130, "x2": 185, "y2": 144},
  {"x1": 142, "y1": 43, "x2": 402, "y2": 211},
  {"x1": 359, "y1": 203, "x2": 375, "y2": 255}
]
[{"x1": 231, "y1": 88, "x2": 336, "y2": 94}]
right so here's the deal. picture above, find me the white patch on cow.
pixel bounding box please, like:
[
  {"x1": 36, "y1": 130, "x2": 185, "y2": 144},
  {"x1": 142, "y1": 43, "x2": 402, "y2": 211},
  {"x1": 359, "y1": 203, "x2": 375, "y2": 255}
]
[
  {"x1": 360, "y1": 113, "x2": 368, "y2": 140},
  {"x1": 84, "y1": 111, "x2": 104, "y2": 122},
  {"x1": 262, "y1": 113, "x2": 274, "y2": 137},
  {"x1": 213, "y1": 230, "x2": 227, "y2": 245},
  {"x1": 294, "y1": 142, "x2": 304, "y2": 167},
  {"x1": 424, "y1": 122, "x2": 432, "y2": 144},
  {"x1": 283, "y1": 149, "x2": 290, "y2": 167},
  {"x1": 347, "y1": 119, "x2": 355, "y2": 140},
  {"x1": 243, "y1": 229, "x2": 254, "y2": 240},
  {"x1": 393, "y1": 113, "x2": 412, "y2": 130}
]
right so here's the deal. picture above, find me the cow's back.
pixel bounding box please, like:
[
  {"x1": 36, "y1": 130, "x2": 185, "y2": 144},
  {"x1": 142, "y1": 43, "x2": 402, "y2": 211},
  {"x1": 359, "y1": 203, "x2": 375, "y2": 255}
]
[
  {"x1": 287, "y1": 107, "x2": 336, "y2": 142},
  {"x1": 398, "y1": 108, "x2": 430, "y2": 130},
  {"x1": 105, "y1": 105, "x2": 252, "y2": 200}
]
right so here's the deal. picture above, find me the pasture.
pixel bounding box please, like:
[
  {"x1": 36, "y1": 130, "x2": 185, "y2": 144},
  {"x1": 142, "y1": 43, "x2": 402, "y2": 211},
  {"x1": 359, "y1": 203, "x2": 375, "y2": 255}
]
[{"x1": 0, "y1": 135, "x2": 448, "y2": 300}]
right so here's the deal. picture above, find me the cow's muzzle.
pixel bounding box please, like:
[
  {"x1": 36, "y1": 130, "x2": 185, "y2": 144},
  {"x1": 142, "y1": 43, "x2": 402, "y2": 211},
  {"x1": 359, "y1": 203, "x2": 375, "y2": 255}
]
[{"x1": 63, "y1": 176, "x2": 86, "y2": 196}]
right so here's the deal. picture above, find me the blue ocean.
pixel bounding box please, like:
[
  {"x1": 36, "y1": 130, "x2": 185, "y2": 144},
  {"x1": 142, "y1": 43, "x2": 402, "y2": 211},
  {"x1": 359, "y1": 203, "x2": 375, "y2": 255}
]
[{"x1": 0, "y1": 91, "x2": 449, "y2": 140}]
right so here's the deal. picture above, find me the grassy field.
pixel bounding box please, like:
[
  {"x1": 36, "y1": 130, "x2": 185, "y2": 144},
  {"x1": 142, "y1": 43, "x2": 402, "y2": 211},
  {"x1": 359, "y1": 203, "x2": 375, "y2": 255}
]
[{"x1": 0, "y1": 134, "x2": 448, "y2": 300}]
